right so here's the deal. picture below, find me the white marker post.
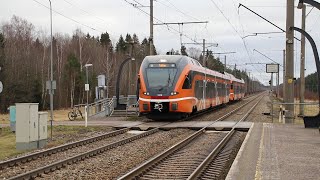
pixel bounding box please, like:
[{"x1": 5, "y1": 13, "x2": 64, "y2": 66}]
[{"x1": 84, "y1": 105, "x2": 88, "y2": 127}]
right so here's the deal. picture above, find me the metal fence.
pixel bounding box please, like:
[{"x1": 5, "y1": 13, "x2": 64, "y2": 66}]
[
  {"x1": 86, "y1": 95, "x2": 138, "y2": 117},
  {"x1": 270, "y1": 99, "x2": 319, "y2": 123}
]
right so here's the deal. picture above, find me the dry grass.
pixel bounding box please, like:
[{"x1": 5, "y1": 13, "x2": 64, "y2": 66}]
[
  {"x1": 0, "y1": 125, "x2": 111, "y2": 161},
  {"x1": 270, "y1": 97, "x2": 319, "y2": 124},
  {"x1": 0, "y1": 114, "x2": 9, "y2": 124},
  {"x1": 0, "y1": 109, "x2": 75, "y2": 125},
  {"x1": 0, "y1": 127, "x2": 27, "y2": 160}
]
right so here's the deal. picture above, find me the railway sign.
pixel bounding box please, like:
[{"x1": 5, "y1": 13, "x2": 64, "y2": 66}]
[
  {"x1": 0, "y1": 81, "x2": 3, "y2": 94},
  {"x1": 266, "y1": 64, "x2": 279, "y2": 73}
]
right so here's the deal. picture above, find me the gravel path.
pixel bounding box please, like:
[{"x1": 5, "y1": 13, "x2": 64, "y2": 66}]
[
  {"x1": 247, "y1": 94, "x2": 272, "y2": 123},
  {"x1": 39, "y1": 129, "x2": 195, "y2": 179}
]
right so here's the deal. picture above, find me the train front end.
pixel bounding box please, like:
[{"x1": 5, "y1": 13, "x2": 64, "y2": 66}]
[{"x1": 138, "y1": 55, "x2": 194, "y2": 120}]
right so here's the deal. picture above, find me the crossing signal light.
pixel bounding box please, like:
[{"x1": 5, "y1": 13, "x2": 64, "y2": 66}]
[{"x1": 269, "y1": 80, "x2": 271, "y2": 85}]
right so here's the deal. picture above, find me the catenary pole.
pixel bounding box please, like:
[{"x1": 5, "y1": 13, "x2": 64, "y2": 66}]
[
  {"x1": 285, "y1": 0, "x2": 295, "y2": 123},
  {"x1": 149, "y1": 0, "x2": 153, "y2": 55},
  {"x1": 48, "y1": 0, "x2": 54, "y2": 139},
  {"x1": 299, "y1": 5, "x2": 306, "y2": 116}
]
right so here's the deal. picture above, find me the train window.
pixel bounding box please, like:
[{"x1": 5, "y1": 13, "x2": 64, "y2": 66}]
[
  {"x1": 146, "y1": 68, "x2": 177, "y2": 88},
  {"x1": 182, "y1": 74, "x2": 192, "y2": 89},
  {"x1": 230, "y1": 84, "x2": 233, "y2": 89},
  {"x1": 195, "y1": 81, "x2": 203, "y2": 99}
]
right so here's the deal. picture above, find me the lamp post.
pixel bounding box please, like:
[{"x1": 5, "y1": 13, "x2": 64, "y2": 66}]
[{"x1": 84, "y1": 63, "x2": 92, "y2": 127}]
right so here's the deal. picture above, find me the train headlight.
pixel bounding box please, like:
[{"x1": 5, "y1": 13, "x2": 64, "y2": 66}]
[
  {"x1": 143, "y1": 92, "x2": 150, "y2": 95},
  {"x1": 170, "y1": 91, "x2": 179, "y2": 96}
]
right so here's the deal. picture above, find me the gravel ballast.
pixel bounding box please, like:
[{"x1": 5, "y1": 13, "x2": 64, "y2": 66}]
[{"x1": 39, "y1": 129, "x2": 195, "y2": 179}]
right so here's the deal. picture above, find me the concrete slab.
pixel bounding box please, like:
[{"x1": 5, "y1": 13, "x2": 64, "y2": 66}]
[
  {"x1": 160, "y1": 121, "x2": 198, "y2": 130},
  {"x1": 227, "y1": 123, "x2": 320, "y2": 180},
  {"x1": 136, "y1": 122, "x2": 170, "y2": 130},
  {"x1": 188, "y1": 121, "x2": 213, "y2": 130},
  {"x1": 53, "y1": 120, "x2": 145, "y2": 128},
  {"x1": 208, "y1": 121, "x2": 237, "y2": 131},
  {"x1": 234, "y1": 122, "x2": 253, "y2": 131}
]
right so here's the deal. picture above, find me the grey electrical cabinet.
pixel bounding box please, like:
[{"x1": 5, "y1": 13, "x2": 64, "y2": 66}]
[
  {"x1": 38, "y1": 112, "x2": 48, "y2": 148},
  {"x1": 16, "y1": 103, "x2": 39, "y2": 150}
]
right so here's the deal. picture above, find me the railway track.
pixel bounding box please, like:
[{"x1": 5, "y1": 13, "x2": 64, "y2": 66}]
[
  {"x1": 119, "y1": 93, "x2": 264, "y2": 179},
  {"x1": 0, "y1": 127, "x2": 134, "y2": 171},
  {"x1": 2, "y1": 93, "x2": 264, "y2": 179}
]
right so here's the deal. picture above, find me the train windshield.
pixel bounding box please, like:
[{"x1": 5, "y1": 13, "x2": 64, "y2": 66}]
[{"x1": 146, "y1": 68, "x2": 177, "y2": 88}]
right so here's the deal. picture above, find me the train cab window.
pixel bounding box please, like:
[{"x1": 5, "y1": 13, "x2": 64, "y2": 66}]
[
  {"x1": 230, "y1": 84, "x2": 233, "y2": 90},
  {"x1": 182, "y1": 74, "x2": 192, "y2": 89},
  {"x1": 146, "y1": 67, "x2": 177, "y2": 88}
]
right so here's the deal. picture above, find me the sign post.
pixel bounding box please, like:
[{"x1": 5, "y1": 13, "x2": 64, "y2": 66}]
[{"x1": 266, "y1": 64, "x2": 280, "y2": 122}]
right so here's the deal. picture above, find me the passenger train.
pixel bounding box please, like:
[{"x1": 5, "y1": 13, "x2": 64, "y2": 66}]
[{"x1": 137, "y1": 55, "x2": 245, "y2": 120}]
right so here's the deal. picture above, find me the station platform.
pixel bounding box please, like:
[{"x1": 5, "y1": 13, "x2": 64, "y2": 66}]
[{"x1": 226, "y1": 123, "x2": 320, "y2": 180}]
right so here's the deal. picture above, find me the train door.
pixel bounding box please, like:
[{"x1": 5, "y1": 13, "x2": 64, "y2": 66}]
[{"x1": 225, "y1": 84, "x2": 228, "y2": 103}]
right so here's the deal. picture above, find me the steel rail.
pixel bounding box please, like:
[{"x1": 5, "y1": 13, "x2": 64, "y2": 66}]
[
  {"x1": 118, "y1": 93, "x2": 264, "y2": 179},
  {"x1": 8, "y1": 126, "x2": 162, "y2": 180},
  {"x1": 187, "y1": 95, "x2": 264, "y2": 179},
  {"x1": 0, "y1": 127, "x2": 136, "y2": 170},
  {"x1": 5, "y1": 93, "x2": 263, "y2": 179}
]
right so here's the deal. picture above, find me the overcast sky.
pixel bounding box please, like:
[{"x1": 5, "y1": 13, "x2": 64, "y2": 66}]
[{"x1": 1, "y1": 0, "x2": 320, "y2": 85}]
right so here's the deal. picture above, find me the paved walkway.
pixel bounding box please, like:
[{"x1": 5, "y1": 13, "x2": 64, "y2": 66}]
[{"x1": 227, "y1": 123, "x2": 320, "y2": 180}]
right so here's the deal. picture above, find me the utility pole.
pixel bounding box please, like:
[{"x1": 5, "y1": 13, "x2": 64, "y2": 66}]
[
  {"x1": 225, "y1": 55, "x2": 227, "y2": 72},
  {"x1": 48, "y1": 0, "x2": 54, "y2": 139},
  {"x1": 271, "y1": 73, "x2": 274, "y2": 93},
  {"x1": 299, "y1": 4, "x2": 306, "y2": 116},
  {"x1": 209, "y1": 52, "x2": 236, "y2": 71},
  {"x1": 203, "y1": 39, "x2": 206, "y2": 66},
  {"x1": 277, "y1": 71, "x2": 280, "y2": 97},
  {"x1": 149, "y1": 0, "x2": 153, "y2": 55},
  {"x1": 283, "y1": 49, "x2": 286, "y2": 100},
  {"x1": 183, "y1": 40, "x2": 218, "y2": 66},
  {"x1": 285, "y1": 0, "x2": 295, "y2": 123},
  {"x1": 248, "y1": 72, "x2": 251, "y2": 94}
]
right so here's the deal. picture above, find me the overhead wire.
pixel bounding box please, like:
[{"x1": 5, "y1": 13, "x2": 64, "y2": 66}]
[
  {"x1": 32, "y1": 0, "x2": 105, "y2": 33},
  {"x1": 62, "y1": 0, "x2": 106, "y2": 23},
  {"x1": 159, "y1": 0, "x2": 202, "y2": 21},
  {"x1": 123, "y1": 0, "x2": 201, "y2": 45},
  {"x1": 205, "y1": 0, "x2": 264, "y2": 78}
]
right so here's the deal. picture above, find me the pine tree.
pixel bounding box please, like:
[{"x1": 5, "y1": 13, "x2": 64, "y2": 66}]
[
  {"x1": 100, "y1": 31, "x2": 111, "y2": 46},
  {"x1": 116, "y1": 35, "x2": 127, "y2": 52}
]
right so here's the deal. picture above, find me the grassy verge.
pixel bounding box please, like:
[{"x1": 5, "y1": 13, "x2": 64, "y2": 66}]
[
  {"x1": 0, "y1": 125, "x2": 112, "y2": 161},
  {"x1": 0, "y1": 127, "x2": 27, "y2": 160}
]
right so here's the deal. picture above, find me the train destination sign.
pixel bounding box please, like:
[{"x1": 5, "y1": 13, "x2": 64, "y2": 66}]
[
  {"x1": 149, "y1": 63, "x2": 176, "y2": 68},
  {"x1": 266, "y1": 64, "x2": 279, "y2": 73}
]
